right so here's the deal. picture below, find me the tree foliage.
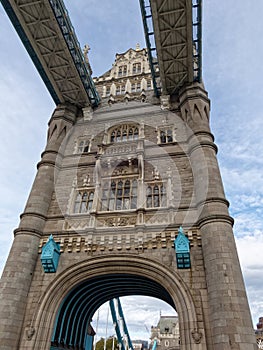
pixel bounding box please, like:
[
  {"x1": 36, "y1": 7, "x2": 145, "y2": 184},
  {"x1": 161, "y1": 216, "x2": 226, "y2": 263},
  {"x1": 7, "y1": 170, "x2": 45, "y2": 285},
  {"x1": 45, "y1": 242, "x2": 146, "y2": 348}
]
[{"x1": 95, "y1": 336, "x2": 118, "y2": 350}]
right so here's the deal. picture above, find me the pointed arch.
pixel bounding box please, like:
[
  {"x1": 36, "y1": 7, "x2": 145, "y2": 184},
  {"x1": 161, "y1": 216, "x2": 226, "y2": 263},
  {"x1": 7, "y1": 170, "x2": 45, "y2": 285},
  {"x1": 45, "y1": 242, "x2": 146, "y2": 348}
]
[
  {"x1": 204, "y1": 105, "x2": 209, "y2": 120},
  {"x1": 58, "y1": 126, "x2": 67, "y2": 141},
  {"x1": 49, "y1": 124, "x2": 57, "y2": 140},
  {"x1": 29, "y1": 255, "x2": 206, "y2": 350},
  {"x1": 193, "y1": 104, "x2": 203, "y2": 121}
]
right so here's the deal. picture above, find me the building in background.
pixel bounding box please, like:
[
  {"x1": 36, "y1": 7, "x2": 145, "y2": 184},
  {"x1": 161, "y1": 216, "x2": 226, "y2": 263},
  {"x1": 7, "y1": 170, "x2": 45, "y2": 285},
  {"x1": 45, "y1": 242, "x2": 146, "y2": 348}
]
[
  {"x1": 150, "y1": 316, "x2": 180, "y2": 350},
  {"x1": 256, "y1": 317, "x2": 263, "y2": 348},
  {"x1": 132, "y1": 339, "x2": 148, "y2": 350}
]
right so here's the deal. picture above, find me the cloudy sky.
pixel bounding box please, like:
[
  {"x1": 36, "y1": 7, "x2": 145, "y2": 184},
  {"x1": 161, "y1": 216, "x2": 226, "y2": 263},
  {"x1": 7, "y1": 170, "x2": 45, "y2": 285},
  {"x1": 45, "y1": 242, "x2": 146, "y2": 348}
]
[{"x1": 0, "y1": 0, "x2": 263, "y2": 341}]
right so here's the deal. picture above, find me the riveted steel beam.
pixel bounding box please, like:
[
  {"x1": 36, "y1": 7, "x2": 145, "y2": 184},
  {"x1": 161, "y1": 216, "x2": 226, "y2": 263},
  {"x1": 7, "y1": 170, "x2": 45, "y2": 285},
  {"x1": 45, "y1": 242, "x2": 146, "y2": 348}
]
[{"x1": 1, "y1": 0, "x2": 100, "y2": 108}]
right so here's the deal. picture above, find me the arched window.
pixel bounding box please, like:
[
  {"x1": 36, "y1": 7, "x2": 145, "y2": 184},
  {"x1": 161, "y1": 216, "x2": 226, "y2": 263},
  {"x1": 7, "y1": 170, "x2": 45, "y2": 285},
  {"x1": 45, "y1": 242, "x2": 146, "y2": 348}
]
[
  {"x1": 73, "y1": 191, "x2": 94, "y2": 213},
  {"x1": 153, "y1": 185, "x2": 160, "y2": 207},
  {"x1": 146, "y1": 184, "x2": 167, "y2": 208},
  {"x1": 131, "y1": 179, "x2": 138, "y2": 209},
  {"x1": 160, "y1": 185, "x2": 167, "y2": 207},
  {"x1": 128, "y1": 128, "x2": 134, "y2": 140},
  {"x1": 100, "y1": 179, "x2": 137, "y2": 211},
  {"x1": 109, "y1": 124, "x2": 139, "y2": 143},
  {"x1": 116, "y1": 130, "x2": 121, "y2": 142},
  {"x1": 87, "y1": 192, "x2": 94, "y2": 211},
  {"x1": 74, "y1": 193, "x2": 82, "y2": 213},
  {"x1": 122, "y1": 129, "x2": 127, "y2": 141},
  {"x1": 109, "y1": 181, "x2": 116, "y2": 211},
  {"x1": 146, "y1": 186, "x2": 152, "y2": 208},
  {"x1": 80, "y1": 192, "x2": 88, "y2": 213},
  {"x1": 111, "y1": 131, "x2": 115, "y2": 143}
]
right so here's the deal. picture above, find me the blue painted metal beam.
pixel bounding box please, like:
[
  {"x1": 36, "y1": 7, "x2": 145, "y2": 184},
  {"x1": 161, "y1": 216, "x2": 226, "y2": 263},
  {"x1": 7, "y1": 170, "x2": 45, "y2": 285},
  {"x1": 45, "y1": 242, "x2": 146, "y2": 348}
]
[
  {"x1": 192, "y1": 0, "x2": 202, "y2": 83},
  {"x1": 139, "y1": 0, "x2": 203, "y2": 95},
  {"x1": 1, "y1": 0, "x2": 60, "y2": 105},
  {"x1": 110, "y1": 299, "x2": 126, "y2": 350},
  {"x1": 139, "y1": 0, "x2": 160, "y2": 97},
  {"x1": 48, "y1": 0, "x2": 100, "y2": 107},
  {"x1": 51, "y1": 274, "x2": 176, "y2": 349},
  {"x1": 1, "y1": 0, "x2": 100, "y2": 108},
  {"x1": 116, "y1": 298, "x2": 134, "y2": 350}
]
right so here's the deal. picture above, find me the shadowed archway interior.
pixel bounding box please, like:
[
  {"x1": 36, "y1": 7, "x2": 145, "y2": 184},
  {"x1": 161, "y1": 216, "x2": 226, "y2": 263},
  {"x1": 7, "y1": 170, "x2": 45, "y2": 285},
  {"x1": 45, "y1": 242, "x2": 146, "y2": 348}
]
[{"x1": 51, "y1": 273, "x2": 176, "y2": 349}]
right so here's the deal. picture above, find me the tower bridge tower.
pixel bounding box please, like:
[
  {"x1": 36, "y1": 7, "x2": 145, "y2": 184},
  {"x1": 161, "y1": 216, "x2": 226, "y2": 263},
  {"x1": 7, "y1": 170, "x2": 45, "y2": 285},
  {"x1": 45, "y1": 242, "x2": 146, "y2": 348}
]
[
  {"x1": 0, "y1": 43, "x2": 256, "y2": 350},
  {"x1": 0, "y1": 2, "x2": 257, "y2": 348}
]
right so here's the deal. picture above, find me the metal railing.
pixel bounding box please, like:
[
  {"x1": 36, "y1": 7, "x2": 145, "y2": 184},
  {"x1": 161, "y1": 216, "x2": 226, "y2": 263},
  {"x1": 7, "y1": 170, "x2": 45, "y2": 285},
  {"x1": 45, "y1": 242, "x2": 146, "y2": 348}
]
[
  {"x1": 139, "y1": 0, "x2": 161, "y2": 97},
  {"x1": 48, "y1": 0, "x2": 100, "y2": 106},
  {"x1": 192, "y1": 0, "x2": 202, "y2": 83}
]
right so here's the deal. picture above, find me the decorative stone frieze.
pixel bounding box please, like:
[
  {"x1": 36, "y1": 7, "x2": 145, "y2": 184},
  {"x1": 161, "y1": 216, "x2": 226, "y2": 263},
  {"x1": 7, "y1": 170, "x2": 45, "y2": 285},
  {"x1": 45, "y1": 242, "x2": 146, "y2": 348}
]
[{"x1": 38, "y1": 229, "x2": 200, "y2": 254}]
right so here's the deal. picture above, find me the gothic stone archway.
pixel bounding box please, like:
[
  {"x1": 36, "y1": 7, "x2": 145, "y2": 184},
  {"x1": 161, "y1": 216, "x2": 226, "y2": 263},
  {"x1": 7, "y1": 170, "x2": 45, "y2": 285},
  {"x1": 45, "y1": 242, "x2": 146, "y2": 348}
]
[{"x1": 25, "y1": 255, "x2": 206, "y2": 350}]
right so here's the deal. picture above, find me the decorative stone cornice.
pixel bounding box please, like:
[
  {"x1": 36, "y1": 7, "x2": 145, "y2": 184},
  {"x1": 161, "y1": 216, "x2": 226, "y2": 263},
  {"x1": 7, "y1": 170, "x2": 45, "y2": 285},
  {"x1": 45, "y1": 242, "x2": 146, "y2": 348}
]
[{"x1": 38, "y1": 229, "x2": 201, "y2": 254}]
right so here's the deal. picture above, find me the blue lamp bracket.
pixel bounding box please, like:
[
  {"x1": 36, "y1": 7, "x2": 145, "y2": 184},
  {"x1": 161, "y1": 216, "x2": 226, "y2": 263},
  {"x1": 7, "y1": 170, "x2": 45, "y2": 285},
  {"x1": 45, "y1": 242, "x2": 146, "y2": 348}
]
[
  {"x1": 174, "y1": 226, "x2": 191, "y2": 269},
  {"x1": 40, "y1": 235, "x2": 61, "y2": 273}
]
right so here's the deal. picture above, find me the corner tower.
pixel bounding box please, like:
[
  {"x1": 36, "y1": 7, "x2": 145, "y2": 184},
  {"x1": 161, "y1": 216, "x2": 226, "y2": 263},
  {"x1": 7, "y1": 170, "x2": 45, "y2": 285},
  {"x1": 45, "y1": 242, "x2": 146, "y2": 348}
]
[{"x1": 0, "y1": 45, "x2": 256, "y2": 350}]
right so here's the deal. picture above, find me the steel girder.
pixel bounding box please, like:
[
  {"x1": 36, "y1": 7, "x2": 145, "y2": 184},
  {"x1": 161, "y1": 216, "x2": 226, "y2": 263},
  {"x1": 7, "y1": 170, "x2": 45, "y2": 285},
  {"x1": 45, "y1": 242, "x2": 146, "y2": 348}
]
[
  {"x1": 1, "y1": 0, "x2": 100, "y2": 108},
  {"x1": 51, "y1": 273, "x2": 175, "y2": 348},
  {"x1": 149, "y1": 0, "x2": 202, "y2": 96}
]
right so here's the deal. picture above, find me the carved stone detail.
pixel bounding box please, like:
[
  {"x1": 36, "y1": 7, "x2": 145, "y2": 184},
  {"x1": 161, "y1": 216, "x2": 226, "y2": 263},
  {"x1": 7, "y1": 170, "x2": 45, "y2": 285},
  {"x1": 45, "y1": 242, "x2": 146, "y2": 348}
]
[
  {"x1": 191, "y1": 329, "x2": 202, "y2": 344},
  {"x1": 39, "y1": 229, "x2": 200, "y2": 254},
  {"x1": 145, "y1": 213, "x2": 170, "y2": 225},
  {"x1": 104, "y1": 144, "x2": 137, "y2": 156},
  {"x1": 26, "y1": 326, "x2": 35, "y2": 340},
  {"x1": 102, "y1": 216, "x2": 137, "y2": 227}
]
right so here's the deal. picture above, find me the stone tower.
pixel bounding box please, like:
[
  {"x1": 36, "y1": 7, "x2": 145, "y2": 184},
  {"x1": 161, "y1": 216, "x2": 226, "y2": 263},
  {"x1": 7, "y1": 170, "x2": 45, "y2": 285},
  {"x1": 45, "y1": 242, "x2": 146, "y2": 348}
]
[{"x1": 0, "y1": 46, "x2": 257, "y2": 350}]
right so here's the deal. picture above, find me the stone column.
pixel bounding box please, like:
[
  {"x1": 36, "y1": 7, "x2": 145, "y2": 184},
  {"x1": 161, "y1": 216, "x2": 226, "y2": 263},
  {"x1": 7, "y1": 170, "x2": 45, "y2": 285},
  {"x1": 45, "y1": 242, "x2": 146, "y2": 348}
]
[
  {"x1": 179, "y1": 83, "x2": 256, "y2": 349},
  {"x1": 0, "y1": 103, "x2": 78, "y2": 349}
]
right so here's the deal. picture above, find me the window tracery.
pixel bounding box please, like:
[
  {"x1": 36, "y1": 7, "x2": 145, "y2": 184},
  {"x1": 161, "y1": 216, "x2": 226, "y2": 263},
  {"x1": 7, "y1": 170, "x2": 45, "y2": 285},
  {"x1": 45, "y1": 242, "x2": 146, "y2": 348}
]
[
  {"x1": 146, "y1": 183, "x2": 167, "y2": 208},
  {"x1": 73, "y1": 191, "x2": 94, "y2": 213},
  {"x1": 110, "y1": 124, "x2": 139, "y2": 143},
  {"x1": 101, "y1": 178, "x2": 138, "y2": 211}
]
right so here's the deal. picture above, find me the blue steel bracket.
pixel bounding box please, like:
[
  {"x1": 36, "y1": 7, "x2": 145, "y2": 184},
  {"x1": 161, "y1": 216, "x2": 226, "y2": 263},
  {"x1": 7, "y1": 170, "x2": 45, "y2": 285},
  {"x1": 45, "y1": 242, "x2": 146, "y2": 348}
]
[
  {"x1": 192, "y1": 0, "x2": 202, "y2": 83},
  {"x1": 41, "y1": 235, "x2": 61, "y2": 273},
  {"x1": 48, "y1": 0, "x2": 100, "y2": 107},
  {"x1": 174, "y1": 226, "x2": 191, "y2": 269},
  {"x1": 0, "y1": 0, "x2": 61, "y2": 105},
  {"x1": 152, "y1": 339, "x2": 158, "y2": 350},
  {"x1": 110, "y1": 299, "x2": 126, "y2": 350},
  {"x1": 139, "y1": 0, "x2": 161, "y2": 97}
]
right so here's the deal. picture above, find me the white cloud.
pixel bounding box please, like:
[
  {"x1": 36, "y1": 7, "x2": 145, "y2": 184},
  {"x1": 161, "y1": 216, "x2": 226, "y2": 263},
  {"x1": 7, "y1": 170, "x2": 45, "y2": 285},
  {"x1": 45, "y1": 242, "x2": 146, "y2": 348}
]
[
  {"x1": 92, "y1": 296, "x2": 176, "y2": 341},
  {"x1": 0, "y1": 0, "x2": 263, "y2": 339},
  {"x1": 236, "y1": 232, "x2": 263, "y2": 327}
]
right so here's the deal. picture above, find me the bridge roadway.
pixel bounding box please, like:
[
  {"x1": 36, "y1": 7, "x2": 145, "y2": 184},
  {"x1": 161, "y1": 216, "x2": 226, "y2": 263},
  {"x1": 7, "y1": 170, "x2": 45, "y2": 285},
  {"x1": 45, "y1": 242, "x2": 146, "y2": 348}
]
[
  {"x1": 1, "y1": 0, "x2": 202, "y2": 107},
  {"x1": 140, "y1": 0, "x2": 202, "y2": 95}
]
